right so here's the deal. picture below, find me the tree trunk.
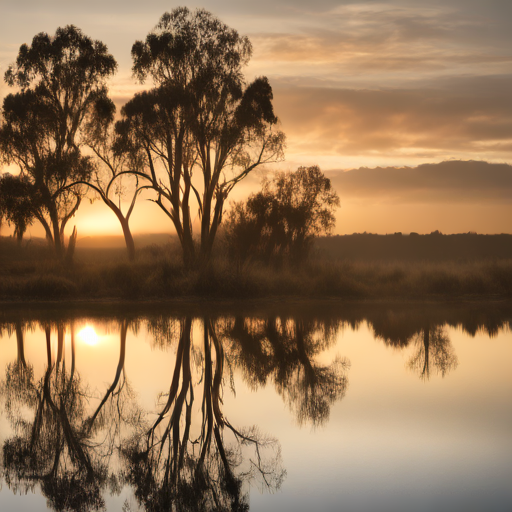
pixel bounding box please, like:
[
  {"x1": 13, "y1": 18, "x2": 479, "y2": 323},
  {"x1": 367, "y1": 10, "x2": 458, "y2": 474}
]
[
  {"x1": 109, "y1": 205, "x2": 136, "y2": 261},
  {"x1": 49, "y1": 205, "x2": 64, "y2": 258},
  {"x1": 180, "y1": 174, "x2": 196, "y2": 269},
  {"x1": 181, "y1": 238, "x2": 197, "y2": 269},
  {"x1": 15, "y1": 226, "x2": 24, "y2": 246},
  {"x1": 64, "y1": 226, "x2": 77, "y2": 267},
  {"x1": 120, "y1": 218, "x2": 136, "y2": 262}
]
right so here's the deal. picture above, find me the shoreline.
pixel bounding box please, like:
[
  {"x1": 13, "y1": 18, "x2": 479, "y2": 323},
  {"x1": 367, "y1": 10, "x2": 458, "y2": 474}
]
[
  {"x1": 1, "y1": 294, "x2": 512, "y2": 305},
  {"x1": 1, "y1": 295, "x2": 511, "y2": 318}
]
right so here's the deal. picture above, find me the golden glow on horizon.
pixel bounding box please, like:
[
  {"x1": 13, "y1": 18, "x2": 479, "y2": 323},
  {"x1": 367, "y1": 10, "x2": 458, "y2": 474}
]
[{"x1": 78, "y1": 326, "x2": 99, "y2": 346}]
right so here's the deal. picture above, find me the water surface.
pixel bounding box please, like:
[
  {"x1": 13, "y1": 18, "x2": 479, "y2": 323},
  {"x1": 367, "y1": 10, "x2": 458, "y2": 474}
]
[{"x1": 0, "y1": 302, "x2": 511, "y2": 512}]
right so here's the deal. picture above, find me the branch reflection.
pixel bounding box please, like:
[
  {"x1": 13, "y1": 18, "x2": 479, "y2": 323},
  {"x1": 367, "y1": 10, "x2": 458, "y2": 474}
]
[
  {"x1": 1, "y1": 303, "x2": 504, "y2": 509},
  {"x1": 0, "y1": 316, "x2": 299, "y2": 511},
  {"x1": 370, "y1": 311, "x2": 459, "y2": 380},
  {"x1": 124, "y1": 317, "x2": 285, "y2": 512},
  {"x1": 407, "y1": 324, "x2": 458, "y2": 380}
]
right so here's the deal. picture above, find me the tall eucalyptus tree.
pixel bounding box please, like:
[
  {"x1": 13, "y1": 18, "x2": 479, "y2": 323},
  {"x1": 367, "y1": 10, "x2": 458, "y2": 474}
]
[
  {"x1": 0, "y1": 25, "x2": 117, "y2": 257},
  {"x1": 118, "y1": 7, "x2": 285, "y2": 268}
]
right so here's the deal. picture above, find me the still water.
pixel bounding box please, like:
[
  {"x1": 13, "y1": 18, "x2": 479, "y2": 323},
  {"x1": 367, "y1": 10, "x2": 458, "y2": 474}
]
[{"x1": 0, "y1": 301, "x2": 511, "y2": 512}]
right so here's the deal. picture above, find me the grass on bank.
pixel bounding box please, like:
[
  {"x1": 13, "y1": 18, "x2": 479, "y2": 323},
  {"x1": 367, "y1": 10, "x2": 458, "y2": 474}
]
[{"x1": 0, "y1": 237, "x2": 512, "y2": 300}]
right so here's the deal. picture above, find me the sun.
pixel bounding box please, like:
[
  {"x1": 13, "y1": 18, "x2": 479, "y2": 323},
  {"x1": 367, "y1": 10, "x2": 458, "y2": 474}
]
[{"x1": 78, "y1": 326, "x2": 99, "y2": 346}]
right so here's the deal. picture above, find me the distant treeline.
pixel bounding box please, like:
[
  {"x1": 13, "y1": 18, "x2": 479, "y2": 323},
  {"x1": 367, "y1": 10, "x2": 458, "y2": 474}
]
[{"x1": 316, "y1": 232, "x2": 512, "y2": 262}]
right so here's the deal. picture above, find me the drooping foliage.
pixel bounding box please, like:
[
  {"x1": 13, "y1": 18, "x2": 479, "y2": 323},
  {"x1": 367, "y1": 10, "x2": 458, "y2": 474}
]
[{"x1": 225, "y1": 166, "x2": 340, "y2": 265}]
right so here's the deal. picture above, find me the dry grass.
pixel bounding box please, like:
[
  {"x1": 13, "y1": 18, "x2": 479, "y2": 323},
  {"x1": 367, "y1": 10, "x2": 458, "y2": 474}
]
[{"x1": 1, "y1": 237, "x2": 511, "y2": 301}]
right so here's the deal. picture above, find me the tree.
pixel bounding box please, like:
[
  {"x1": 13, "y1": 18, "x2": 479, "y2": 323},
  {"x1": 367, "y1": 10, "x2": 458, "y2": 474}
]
[
  {"x1": 225, "y1": 166, "x2": 340, "y2": 265},
  {"x1": 0, "y1": 173, "x2": 38, "y2": 243},
  {"x1": 0, "y1": 25, "x2": 117, "y2": 258},
  {"x1": 118, "y1": 7, "x2": 285, "y2": 269},
  {"x1": 73, "y1": 99, "x2": 144, "y2": 261}
]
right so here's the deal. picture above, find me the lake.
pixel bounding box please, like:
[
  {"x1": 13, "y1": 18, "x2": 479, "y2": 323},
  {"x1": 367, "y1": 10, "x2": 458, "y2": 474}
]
[{"x1": 0, "y1": 301, "x2": 511, "y2": 512}]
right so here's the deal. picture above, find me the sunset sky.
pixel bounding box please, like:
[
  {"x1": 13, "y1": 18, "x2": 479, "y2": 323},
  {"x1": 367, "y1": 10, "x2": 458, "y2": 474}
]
[{"x1": 1, "y1": 0, "x2": 511, "y2": 236}]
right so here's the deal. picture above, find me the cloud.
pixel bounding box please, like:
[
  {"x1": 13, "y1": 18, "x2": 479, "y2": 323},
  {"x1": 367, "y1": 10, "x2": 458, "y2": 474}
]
[
  {"x1": 272, "y1": 75, "x2": 512, "y2": 159},
  {"x1": 2, "y1": 1, "x2": 511, "y2": 169},
  {"x1": 327, "y1": 160, "x2": 512, "y2": 204},
  {"x1": 248, "y1": 2, "x2": 512, "y2": 84}
]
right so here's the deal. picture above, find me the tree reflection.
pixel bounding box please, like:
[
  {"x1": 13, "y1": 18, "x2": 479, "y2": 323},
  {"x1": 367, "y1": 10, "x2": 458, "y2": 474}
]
[
  {"x1": 1, "y1": 322, "x2": 107, "y2": 511},
  {"x1": 0, "y1": 320, "x2": 141, "y2": 511},
  {"x1": 123, "y1": 317, "x2": 285, "y2": 512},
  {"x1": 0, "y1": 317, "x2": 289, "y2": 511},
  {"x1": 85, "y1": 319, "x2": 140, "y2": 445},
  {"x1": 2, "y1": 316, "x2": 354, "y2": 512},
  {"x1": 223, "y1": 316, "x2": 349, "y2": 426},
  {"x1": 371, "y1": 310, "x2": 419, "y2": 349},
  {"x1": 408, "y1": 324, "x2": 458, "y2": 380},
  {"x1": 1, "y1": 305, "x2": 504, "y2": 509},
  {"x1": 2, "y1": 321, "x2": 38, "y2": 435},
  {"x1": 370, "y1": 310, "x2": 459, "y2": 380}
]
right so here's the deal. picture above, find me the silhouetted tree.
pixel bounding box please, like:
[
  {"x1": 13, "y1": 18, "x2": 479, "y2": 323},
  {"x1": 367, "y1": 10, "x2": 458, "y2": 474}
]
[
  {"x1": 69, "y1": 99, "x2": 144, "y2": 261},
  {"x1": 0, "y1": 173, "x2": 38, "y2": 244},
  {"x1": 118, "y1": 7, "x2": 285, "y2": 269},
  {"x1": 0, "y1": 25, "x2": 117, "y2": 258},
  {"x1": 225, "y1": 166, "x2": 340, "y2": 265}
]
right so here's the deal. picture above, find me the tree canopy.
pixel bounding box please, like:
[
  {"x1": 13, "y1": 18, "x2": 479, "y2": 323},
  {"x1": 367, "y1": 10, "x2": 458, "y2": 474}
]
[{"x1": 0, "y1": 173, "x2": 38, "y2": 243}]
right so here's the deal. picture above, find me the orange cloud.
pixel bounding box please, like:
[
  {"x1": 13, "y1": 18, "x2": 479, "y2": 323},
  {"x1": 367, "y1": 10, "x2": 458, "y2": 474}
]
[
  {"x1": 272, "y1": 75, "x2": 512, "y2": 160},
  {"x1": 248, "y1": 3, "x2": 512, "y2": 81}
]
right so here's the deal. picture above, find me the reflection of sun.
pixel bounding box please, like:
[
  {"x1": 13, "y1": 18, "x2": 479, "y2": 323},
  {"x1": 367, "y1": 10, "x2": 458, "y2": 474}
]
[{"x1": 78, "y1": 326, "x2": 99, "y2": 346}]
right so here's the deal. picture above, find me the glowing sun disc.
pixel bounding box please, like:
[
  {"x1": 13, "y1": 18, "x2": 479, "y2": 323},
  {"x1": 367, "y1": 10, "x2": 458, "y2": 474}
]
[{"x1": 78, "y1": 326, "x2": 99, "y2": 346}]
